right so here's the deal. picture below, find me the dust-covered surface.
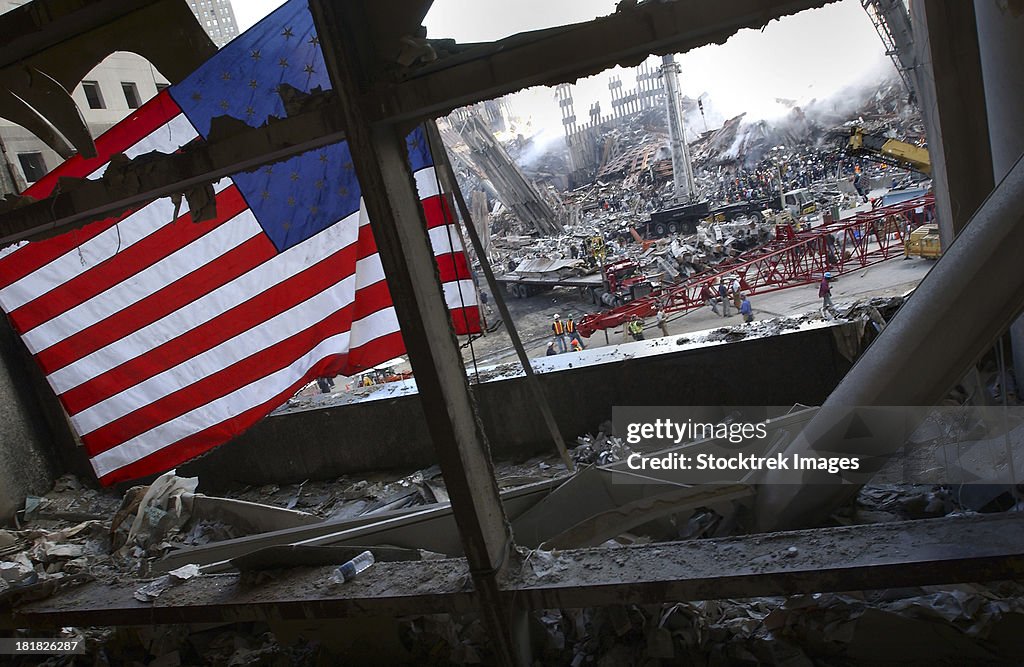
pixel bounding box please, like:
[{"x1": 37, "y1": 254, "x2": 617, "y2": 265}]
[
  {"x1": 276, "y1": 303, "x2": 888, "y2": 415},
  {"x1": 9, "y1": 511, "x2": 1024, "y2": 665}
]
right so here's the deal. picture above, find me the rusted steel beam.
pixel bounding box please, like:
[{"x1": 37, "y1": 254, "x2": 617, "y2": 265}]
[
  {"x1": 0, "y1": 95, "x2": 345, "y2": 244},
  {"x1": 368, "y1": 0, "x2": 833, "y2": 124}
]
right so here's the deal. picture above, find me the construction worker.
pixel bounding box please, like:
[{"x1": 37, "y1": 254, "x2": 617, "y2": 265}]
[
  {"x1": 552, "y1": 314, "x2": 567, "y2": 353},
  {"x1": 819, "y1": 271, "x2": 838, "y2": 318},
  {"x1": 570, "y1": 337, "x2": 583, "y2": 352},
  {"x1": 740, "y1": 294, "x2": 753, "y2": 323},
  {"x1": 730, "y1": 275, "x2": 742, "y2": 311},
  {"x1": 564, "y1": 315, "x2": 585, "y2": 349},
  {"x1": 718, "y1": 278, "x2": 730, "y2": 317},
  {"x1": 700, "y1": 281, "x2": 719, "y2": 315},
  {"x1": 628, "y1": 315, "x2": 645, "y2": 341},
  {"x1": 655, "y1": 309, "x2": 669, "y2": 337},
  {"x1": 546, "y1": 341, "x2": 558, "y2": 356}
]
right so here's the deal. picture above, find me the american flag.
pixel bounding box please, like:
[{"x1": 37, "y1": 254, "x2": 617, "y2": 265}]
[{"x1": 0, "y1": 0, "x2": 479, "y2": 485}]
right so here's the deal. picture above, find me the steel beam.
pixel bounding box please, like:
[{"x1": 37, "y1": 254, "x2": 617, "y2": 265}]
[
  {"x1": 0, "y1": 0, "x2": 167, "y2": 70},
  {"x1": 910, "y1": 0, "x2": 993, "y2": 244},
  {"x1": 0, "y1": 96, "x2": 346, "y2": 244},
  {"x1": 310, "y1": 3, "x2": 525, "y2": 664},
  {"x1": 368, "y1": 0, "x2": 832, "y2": 124},
  {"x1": 9, "y1": 513, "x2": 1024, "y2": 630}
]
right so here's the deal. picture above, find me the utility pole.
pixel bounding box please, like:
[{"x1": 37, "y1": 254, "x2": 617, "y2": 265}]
[{"x1": 660, "y1": 54, "x2": 697, "y2": 203}]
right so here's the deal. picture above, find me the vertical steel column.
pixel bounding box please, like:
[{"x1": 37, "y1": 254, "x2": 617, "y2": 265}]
[{"x1": 309, "y1": 3, "x2": 528, "y2": 664}]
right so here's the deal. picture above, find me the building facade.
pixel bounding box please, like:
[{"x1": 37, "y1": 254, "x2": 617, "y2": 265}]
[
  {"x1": 0, "y1": 0, "x2": 238, "y2": 194},
  {"x1": 185, "y1": 0, "x2": 240, "y2": 48}
]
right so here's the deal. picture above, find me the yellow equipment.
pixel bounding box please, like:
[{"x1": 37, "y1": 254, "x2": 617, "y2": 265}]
[
  {"x1": 904, "y1": 223, "x2": 942, "y2": 259},
  {"x1": 839, "y1": 126, "x2": 931, "y2": 176}
]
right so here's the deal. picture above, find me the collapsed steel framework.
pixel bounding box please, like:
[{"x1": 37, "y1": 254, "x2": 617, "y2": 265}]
[{"x1": 578, "y1": 194, "x2": 936, "y2": 336}]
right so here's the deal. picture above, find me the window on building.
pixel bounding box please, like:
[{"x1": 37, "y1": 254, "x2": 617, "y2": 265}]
[
  {"x1": 17, "y1": 152, "x2": 47, "y2": 183},
  {"x1": 81, "y1": 81, "x2": 104, "y2": 109},
  {"x1": 121, "y1": 82, "x2": 142, "y2": 109}
]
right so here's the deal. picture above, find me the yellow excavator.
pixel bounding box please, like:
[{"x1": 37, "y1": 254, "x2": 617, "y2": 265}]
[
  {"x1": 835, "y1": 125, "x2": 931, "y2": 176},
  {"x1": 835, "y1": 126, "x2": 939, "y2": 259}
]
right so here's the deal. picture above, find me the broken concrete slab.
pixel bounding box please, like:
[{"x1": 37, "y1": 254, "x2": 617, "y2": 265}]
[{"x1": 154, "y1": 478, "x2": 559, "y2": 574}]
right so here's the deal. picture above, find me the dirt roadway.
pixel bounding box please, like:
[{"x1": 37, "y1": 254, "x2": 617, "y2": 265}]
[{"x1": 464, "y1": 254, "x2": 933, "y2": 367}]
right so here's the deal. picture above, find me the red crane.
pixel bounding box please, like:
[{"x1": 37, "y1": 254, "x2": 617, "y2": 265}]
[{"x1": 577, "y1": 194, "x2": 936, "y2": 337}]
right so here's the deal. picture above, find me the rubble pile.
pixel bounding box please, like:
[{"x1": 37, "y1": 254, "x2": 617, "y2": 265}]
[
  {"x1": 572, "y1": 431, "x2": 632, "y2": 466},
  {"x1": 469, "y1": 73, "x2": 924, "y2": 325}
]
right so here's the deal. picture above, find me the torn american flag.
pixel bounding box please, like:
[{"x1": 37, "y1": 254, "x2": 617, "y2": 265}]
[{"x1": 0, "y1": 0, "x2": 479, "y2": 485}]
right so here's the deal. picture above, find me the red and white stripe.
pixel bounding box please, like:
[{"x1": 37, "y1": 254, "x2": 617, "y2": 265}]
[{"x1": 0, "y1": 91, "x2": 478, "y2": 484}]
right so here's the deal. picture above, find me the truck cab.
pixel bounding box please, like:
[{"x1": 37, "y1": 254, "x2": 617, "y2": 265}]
[
  {"x1": 783, "y1": 189, "x2": 816, "y2": 217},
  {"x1": 596, "y1": 259, "x2": 655, "y2": 306}
]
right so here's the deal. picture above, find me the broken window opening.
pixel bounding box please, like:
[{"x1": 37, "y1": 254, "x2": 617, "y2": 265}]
[
  {"x1": 82, "y1": 80, "x2": 105, "y2": 109},
  {"x1": 122, "y1": 82, "x2": 142, "y2": 109},
  {"x1": 17, "y1": 152, "x2": 47, "y2": 183}
]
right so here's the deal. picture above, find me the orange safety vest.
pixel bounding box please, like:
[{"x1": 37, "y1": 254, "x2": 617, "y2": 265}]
[
  {"x1": 564, "y1": 319, "x2": 576, "y2": 333},
  {"x1": 552, "y1": 320, "x2": 565, "y2": 335}
]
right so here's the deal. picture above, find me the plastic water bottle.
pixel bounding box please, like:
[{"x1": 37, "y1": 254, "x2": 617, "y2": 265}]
[{"x1": 327, "y1": 550, "x2": 375, "y2": 585}]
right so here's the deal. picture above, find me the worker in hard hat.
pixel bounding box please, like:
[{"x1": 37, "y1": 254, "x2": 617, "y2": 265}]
[
  {"x1": 551, "y1": 314, "x2": 567, "y2": 353},
  {"x1": 564, "y1": 314, "x2": 585, "y2": 350},
  {"x1": 655, "y1": 309, "x2": 669, "y2": 337},
  {"x1": 819, "y1": 272, "x2": 838, "y2": 318},
  {"x1": 627, "y1": 315, "x2": 645, "y2": 341}
]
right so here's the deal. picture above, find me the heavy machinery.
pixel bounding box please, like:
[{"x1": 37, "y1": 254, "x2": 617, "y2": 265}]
[
  {"x1": 577, "y1": 193, "x2": 936, "y2": 338},
  {"x1": 495, "y1": 256, "x2": 656, "y2": 306},
  {"x1": 904, "y1": 223, "x2": 942, "y2": 259},
  {"x1": 781, "y1": 188, "x2": 817, "y2": 217},
  {"x1": 637, "y1": 197, "x2": 775, "y2": 238},
  {"x1": 835, "y1": 126, "x2": 931, "y2": 176}
]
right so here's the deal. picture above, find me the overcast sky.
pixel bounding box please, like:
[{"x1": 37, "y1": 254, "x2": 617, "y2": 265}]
[{"x1": 233, "y1": 0, "x2": 894, "y2": 131}]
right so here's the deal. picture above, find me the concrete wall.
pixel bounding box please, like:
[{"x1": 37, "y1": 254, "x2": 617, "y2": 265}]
[
  {"x1": 0, "y1": 317, "x2": 58, "y2": 522},
  {"x1": 182, "y1": 322, "x2": 864, "y2": 491}
]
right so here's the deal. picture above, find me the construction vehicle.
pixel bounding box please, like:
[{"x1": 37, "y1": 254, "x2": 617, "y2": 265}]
[
  {"x1": 591, "y1": 258, "x2": 657, "y2": 307},
  {"x1": 904, "y1": 223, "x2": 942, "y2": 259},
  {"x1": 834, "y1": 126, "x2": 931, "y2": 176},
  {"x1": 495, "y1": 256, "x2": 656, "y2": 305},
  {"x1": 781, "y1": 188, "x2": 818, "y2": 217},
  {"x1": 577, "y1": 193, "x2": 936, "y2": 338},
  {"x1": 638, "y1": 197, "x2": 775, "y2": 238}
]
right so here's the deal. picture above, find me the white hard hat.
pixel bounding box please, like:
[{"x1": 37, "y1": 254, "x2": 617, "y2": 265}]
[
  {"x1": 553, "y1": 313, "x2": 560, "y2": 319},
  {"x1": 824, "y1": 271, "x2": 832, "y2": 279}
]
